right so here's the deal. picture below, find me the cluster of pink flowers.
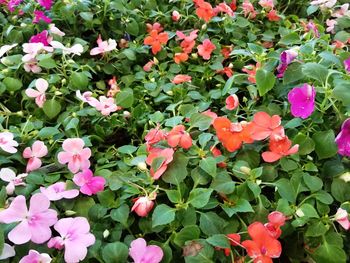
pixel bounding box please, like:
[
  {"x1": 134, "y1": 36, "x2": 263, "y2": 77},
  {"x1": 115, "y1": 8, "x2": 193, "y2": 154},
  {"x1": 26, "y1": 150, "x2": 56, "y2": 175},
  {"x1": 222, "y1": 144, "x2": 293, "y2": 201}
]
[{"x1": 76, "y1": 90, "x2": 120, "y2": 115}]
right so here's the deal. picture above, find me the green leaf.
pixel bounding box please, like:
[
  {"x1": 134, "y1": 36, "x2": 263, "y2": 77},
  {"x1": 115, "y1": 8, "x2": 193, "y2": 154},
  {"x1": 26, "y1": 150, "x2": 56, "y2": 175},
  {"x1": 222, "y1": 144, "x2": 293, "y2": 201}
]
[
  {"x1": 302, "y1": 63, "x2": 329, "y2": 84},
  {"x1": 283, "y1": 63, "x2": 304, "y2": 84},
  {"x1": 0, "y1": 227, "x2": 4, "y2": 256},
  {"x1": 256, "y1": 69, "x2": 275, "y2": 96},
  {"x1": 210, "y1": 172, "x2": 235, "y2": 194},
  {"x1": 333, "y1": 80, "x2": 350, "y2": 106},
  {"x1": 111, "y1": 204, "x2": 130, "y2": 226},
  {"x1": 188, "y1": 188, "x2": 213, "y2": 208},
  {"x1": 116, "y1": 88, "x2": 134, "y2": 108},
  {"x1": 298, "y1": 203, "x2": 319, "y2": 218},
  {"x1": 117, "y1": 145, "x2": 137, "y2": 154},
  {"x1": 73, "y1": 197, "x2": 95, "y2": 217},
  {"x1": 3, "y1": 77, "x2": 22, "y2": 91},
  {"x1": 206, "y1": 234, "x2": 230, "y2": 248},
  {"x1": 305, "y1": 221, "x2": 328, "y2": 237},
  {"x1": 26, "y1": 171, "x2": 45, "y2": 185},
  {"x1": 70, "y1": 72, "x2": 89, "y2": 89},
  {"x1": 293, "y1": 133, "x2": 315, "y2": 155},
  {"x1": 221, "y1": 199, "x2": 254, "y2": 217},
  {"x1": 222, "y1": 76, "x2": 234, "y2": 95},
  {"x1": 38, "y1": 57, "x2": 57, "y2": 69},
  {"x1": 275, "y1": 178, "x2": 296, "y2": 203},
  {"x1": 189, "y1": 113, "x2": 213, "y2": 131},
  {"x1": 125, "y1": 18, "x2": 139, "y2": 36},
  {"x1": 162, "y1": 153, "x2": 188, "y2": 185},
  {"x1": 312, "y1": 242, "x2": 346, "y2": 263},
  {"x1": 165, "y1": 189, "x2": 182, "y2": 203},
  {"x1": 199, "y1": 157, "x2": 217, "y2": 177},
  {"x1": 331, "y1": 178, "x2": 350, "y2": 202},
  {"x1": 279, "y1": 32, "x2": 301, "y2": 45},
  {"x1": 174, "y1": 225, "x2": 200, "y2": 247},
  {"x1": 102, "y1": 242, "x2": 129, "y2": 263},
  {"x1": 312, "y1": 130, "x2": 338, "y2": 159},
  {"x1": 43, "y1": 99, "x2": 62, "y2": 119},
  {"x1": 152, "y1": 204, "x2": 176, "y2": 227},
  {"x1": 80, "y1": 12, "x2": 93, "y2": 21},
  {"x1": 122, "y1": 49, "x2": 136, "y2": 60},
  {"x1": 303, "y1": 174, "x2": 323, "y2": 192},
  {"x1": 199, "y1": 212, "x2": 227, "y2": 235}
]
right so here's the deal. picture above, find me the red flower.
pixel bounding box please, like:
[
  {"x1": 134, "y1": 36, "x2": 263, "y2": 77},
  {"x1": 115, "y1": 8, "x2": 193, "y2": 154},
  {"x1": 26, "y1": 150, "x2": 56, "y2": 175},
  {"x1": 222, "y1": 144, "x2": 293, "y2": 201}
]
[
  {"x1": 250, "y1": 112, "x2": 285, "y2": 141},
  {"x1": 197, "y1": 39, "x2": 216, "y2": 60},
  {"x1": 227, "y1": 233, "x2": 241, "y2": 246},
  {"x1": 217, "y1": 67, "x2": 233, "y2": 78},
  {"x1": 176, "y1": 30, "x2": 198, "y2": 54},
  {"x1": 267, "y1": 9, "x2": 280, "y2": 21},
  {"x1": 146, "y1": 148, "x2": 174, "y2": 179},
  {"x1": 194, "y1": 0, "x2": 214, "y2": 22},
  {"x1": 262, "y1": 136, "x2": 299, "y2": 163},
  {"x1": 225, "y1": 94, "x2": 239, "y2": 110},
  {"x1": 174, "y1": 52, "x2": 189, "y2": 64},
  {"x1": 167, "y1": 125, "x2": 192, "y2": 149},
  {"x1": 242, "y1": 222, "x2": 282, "y2": 263},
  {"x1": 265, "y1": 211, "x2": 287, "y2": 238},
  {"x1": 221, "y1": 46, "x2": 233, "y2": 59},
  {"x1": 172, "y1": 74, "x2": 192, "y2": 84},
  {"x1": 242, "y1": 63, "x2": 260, "y2": 83},
  {"x1": 229, "y1": 0, "x2": 237, "y2": 11},
  {"x1": 144, "y1": 30, "x2": 169, "y2": 55},
  {"x1": 210, "y1": 147, "x2": 227, "y2": 167}
]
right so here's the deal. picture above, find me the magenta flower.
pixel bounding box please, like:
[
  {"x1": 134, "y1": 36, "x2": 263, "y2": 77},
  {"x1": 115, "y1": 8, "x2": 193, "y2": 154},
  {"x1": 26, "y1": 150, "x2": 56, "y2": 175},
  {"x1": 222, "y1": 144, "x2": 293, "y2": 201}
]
[
  {"x1": 0, "y1": 132, "x2": 18, "y2": 153},
  {"x1": 23, "y1": 140, "x2": 48, "y2": 172},
  {"x1": 334, "y1": 208, "x2": 350, "y2": 230},
  {"x1": 19, "y1": 250, "x2": 51, "y2": 263},
  {"x1": 0, "y1": 193, "x2": 57, "y2": 244},
  {"x1": 287, "y1": 84, "x2": 316, "y2": 119},
  {"x1": 25, "y1": 79, "x2": 48, "y2": 108},
  {"x1": 335, "y1": 118, "x2": 350, "y2": 157},
  {"x1": 129, "y1": 238, "x2": 163, "y2": 263},
  {"x1": 277, "y1": 49, "x2": 298, "y2": 78},
  {"x1": 40, "y1": 182, "x2": 79, "y2": 201},
  {"x1": 37, "y1": 0, "x2": 53, "y2": 10},
  {"x1": 33, "y1": 10, "x2": 51, "y2": 24},
  {"x1": 29, "y1": 30, "x2": 51, "y2": 46},
  {"x1": 90, "y1": 35, "x2": 117, "y2": 56},
  {"x1": 344, "y1": 57, "x2": 350, "y2": 73},
  {"x1": 0, "y1": 168, "x2": 27, "y2": 195},
  {"x1": 57, "y1": 138, "x2": 91, "y2": 173},
  {"x1": 307, "y1": 22, "x2": 320, "y2": 38},
  {"x1": 73, "y1": 169, "x2": 105, "y2": 196},
  {"x1": 7, "y1": 0, "x2": 23, "y2": 12},
  {"x1": 48, "y1": 217, "x2": 95, "y2": 263}
]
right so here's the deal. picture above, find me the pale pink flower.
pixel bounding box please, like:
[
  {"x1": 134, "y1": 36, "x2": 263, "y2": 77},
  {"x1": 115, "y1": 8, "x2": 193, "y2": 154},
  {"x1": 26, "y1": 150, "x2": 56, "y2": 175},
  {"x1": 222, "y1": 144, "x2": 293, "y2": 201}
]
[
  {"x1": 171, "y1": 74, "x2": 192, "y2": 84},
  {"x1": 131, "y1": 193, "x2": 156, "y2": 217},
  {"x1": 335, "y1": 208, "x2": 350, "y2": 230},
  {"x1": 23, "y1": 58, "x2": 42, "y2": 73},
  {"x1": 76, "y1": 91, "x2": 99, "y2": 107},
  {"x1": 129, "y1": 238, "x2": 163, "y2": 263},
  {"x1": 90, "y1": 35, "x2": 117, "y2": 56},
  {"x1": 0, "y1": 132, "x2": 18, "y2": 153},
  {"x1": 242, "y1": 0, "x2": 257, "y2": 19},
  {"x1": 25, "y1": 78, "x2": 48, "y2": 108},
  {"x1": 33, "y1": 10, "x2": 51, "y2": 24},
  {"x1": 332, "y1": 4, "x2": 350, "y2": 18},
  {"x1": 48, "y1": 217, "x2": 95, "y2": 263},
  {"x1": 40, "y1": 182, "x2": 79, "y2": 201},
  {"x1": 57, "y1": 138, "x2": 91, "y2": 173},
  {"x1": 48, "y1": 24, "x2": 65, "y2": 36},
  {"x1": 326, "y1": 19, "x2": 337, "y2": 33},
  {"x1": 50, "y1": 41, "x2": 84, "y2": 56},
  {"x1": 73, "y1": 169, "x2": 105, "y2": 196},
  {"x1": 22, "y1": 42, "x2": 53, "y2": 62},
  {"x1": 19, "y1": 250, "x2": 51, "y2": 263},
  {"x1": 0, "y1": 168, "x2": 27, "y2": 195},
  {"x1": 95, "y1": 96, "x2": 119, "y2": 115},
  {"x1": 172, "y1": 10, "x2": 181, "y2": 21},
  {"x1": 310, "y1": 0, "x2": 336, "y2": 9},
  {"x1": 0, "y1": 244, "x2": 15, "y2": 260},
  {"x1": 0, "y1": 44, "x2": 17, "y2": 58},
  {"x1": 0, "y1": 193, "x2": 57, "y2": 244},
  {"x1": 23, "y1": 140, "x2": 48, "y2": 172},
  {"x1": 258, "y1": 0, "x2": 274, "y2": 9},
  {"x1": 213, "y1": 2, "x2": 235, "y2": 16}
]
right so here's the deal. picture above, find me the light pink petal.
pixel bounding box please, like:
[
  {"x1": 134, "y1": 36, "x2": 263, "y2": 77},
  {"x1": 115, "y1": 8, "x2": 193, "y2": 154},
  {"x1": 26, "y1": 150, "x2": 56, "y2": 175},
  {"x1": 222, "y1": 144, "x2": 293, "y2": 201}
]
[
  {"x1": 80, "y1": 148, "x2": 92, "y2": 160},
  {"x1": 129, "y1": 238, "x2": 147, "y2": 263},
  {"x1": 29, "y1": 222, "x2": 53, "y2": 244},
  {"x1": 286, "y1": 144, "x2": 299, "y2": 155},
  {"x1": 35, "y1": 78, "x2": 48, "y2": 93},
  {"x1": 79, "y1": 184, "x2": 93, "y2": 195},
  {"x1": 142, "y1": 245, "x2": 164, "y2": 263},
  {"x1": 29, "y1": 193, "x2": 50, "y2": 214},
  {"x1": 68, "y1": 159, "x2": 81, "y2": 173},
  {"x1": 90, "y1": 47, "x2": 102, "y2": 56},
  {"x1": 6, "y1": 183, "x2": 15, "y2": 195},
  {"x1": 0, "y1": 168, "x2": 16, "y2": 182},
  {"x1": 64, "y1": 241, "x2": 88, "y2": 263},
  {"x1": 8, "y1": 221, "x2": 31, "y2": 245},
  {"x1": 54, "y1": 217, "x2": 74, "y2": 237},
  {"x1": 25, "y1": 88, "x2": 41, "y2": 98},
  {"x1": 262, "y1": 151, "x2": 282, "y2": 163},
  {"x1": 0, "y1": 196, "x2": 27, "y2": 223},
  {"x1": 70, "y1": 216, "x2": 91, "y2": 233},
  {"x1": 22, "y1": 147, "x2": 33, "y2": 158},
  {"x1": 61, "y1": 189, "x2": 80, "y2": 199},
  {"x1": 26, "y1": 157, "x2": 42, "y2": 172},
  {"x1": 62, "y1": 138, "x2": 84, "y2": 152},
  {"x1": 80, "y1": 159, "x2": 91, "y2": 171},
  {"x1": 57, "y1": 151, "x2": 72, "y2": 165},
  {"x1": 32, "y1": 141, "x2": 48, "y2": 157}
]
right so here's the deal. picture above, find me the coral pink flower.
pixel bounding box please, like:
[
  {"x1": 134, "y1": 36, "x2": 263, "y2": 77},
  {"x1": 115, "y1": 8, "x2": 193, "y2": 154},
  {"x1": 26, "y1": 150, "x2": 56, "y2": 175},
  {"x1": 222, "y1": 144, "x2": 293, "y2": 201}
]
[
  {"x1": 193, "y1": 0, "x2": 214, "y2": 22},
  {"x1": 213, "y1": 2, "x2": 235, "y2": 16},
  {"x1": 25, "y1": 78, "x2": 48, "y2": 108},
  {"x1": 172, "y1": 74, "x2": 192, "y2": 84},
  {"x1": 19, "y1": 250, "x2": 51, "y2": 263},
  {"x1": 201, "y1": 109, "x2": 218, "y2": 124},
  {"x1": 221, "y1": 46, "x2": 233, "y2": 59},
  {"x1": 217, "y1": 67, "x2": 233, "y2": 78},
  {"x1": 40, "y1": 182, "x2": 79, "y2": 201},
  {"x1": 37, "y1": 0, "x2": 53, "y2": 10},
  {"x1": 48, "y1": 217, "x2": 95, "y2": 263},
  {"x1": 287, "y1": 84, "x2": 316, "y2": 119},
  {"x1": 172, "y1": 10, "x2": 181, "y2": 21},
  {"x1": 129, "y1": 238, "x2": 163, "y2": 263},
  {"x1": 23, "y1": 140, "x2": 48, "y2": 172},
  {"x1": 73, "y1": 169, "x2": 105, "y2": 196},
  {"x1": 167, "y1": 125, "x2": 192, "y2": 149},
  {"x1": 265, "y1": 211, "x2": 286, "y2": 238},
  {"x1": 57, "y1": 138, "x2": 91, "y2": 173},
  {"x1": 0, "y1": 193, "x2": 57, "y2": 244},
  {"x1": 176, "y1": 30, "x2": 198, "y2": 54},
  {"x1": 29, "y1": 30, "x2": 51, "y2": 46},
  {"x1": 0, "y1": 132, "x2": 18, "y2": 153},
  {"x1": 145, "y1": 125, "x2": 166, "y2": 147},
  {"x1": 197, "y1": 39, "x2": 216, "y2": 60},
  {"x1": 211, "y1": 147, "x2": 227, "y2": 168},
  {"x1": 0, "y1": 168, "x2": 27, "y2": 195},
  {"x1": 225, "y1": 94, "x2": 239, "y2": 110},
  {"x1": 262, "y1": 136, "x2": 299, "y2": 163},
  {"x1": 250, "y1": 112, "x2": 285, "y2": 141},
  {"x1": 144, "y1": 30, "x2": 169, "y2": 55},
  {"x1": 33, "y1": 10, "x2": 51, "y2": 24},
  {"x1": 143, "y1": 60, "x2": 155, "y2": 71},
  {"x1": 90, "y1": 35, "x2": 117, "y2": 56},
  {"x1": 146, "y1": 148, "x2": 174, "y2": 179},
  {"x1": 131, "y1": 193, "x2": 156, "y2": 217},
  {"x1": 267, "y1": 9, "x2": 280, "y2": 21},
  {"x1": 242, "y1": 0, "x2": 257, "y2": 19},
  {"x1": 174, "y1": 52, "x2": 189, "y2": 64},
  {"x1": 259, "y1": 0, "x2": 274, "y2": 9},
  {"x1": 334, "y1": 208, "x2": 350, "y2": 230},
  {"x1": 95, "y1": 96, "x2": 119, "y2": 115},
  {"x1": 242, "y1": 63, "x2": 260, "y2": 83},
  {"x1": 146, "y1": 22, "x2": 164, "y2": 33}
]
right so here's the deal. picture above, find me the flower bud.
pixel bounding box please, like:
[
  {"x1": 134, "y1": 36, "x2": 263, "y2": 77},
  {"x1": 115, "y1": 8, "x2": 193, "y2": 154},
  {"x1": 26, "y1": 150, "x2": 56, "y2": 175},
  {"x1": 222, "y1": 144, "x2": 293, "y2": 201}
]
[
  {"x1": 65, "y1": 210, "x2": 76, "y2": 216},
  {"x1": 123, "y1": 111, "x2": 131, "y2": 118},
  {"x1": 166, "y1": 90, "x2": 173, "y2": 96},
  {"x1": 191, "y1": 53, "x2": 198, "y2": 59},
  {"x1": 339, "y1": 172, "x2": 350, "y2": 183},
  {"x1": 201, "y1": 24, "x2": 207, "y2": 30},
  {"x1": 103, "y1": 229, "x2": 110, "y2": 238},
  {"x1": 16, "y1": 111, "x2": 24, "y2": 117},
  {"x1": 137, "y1": 162, "x2": 148, "y2": 171},
  {"x1": 54, "y1": 91, "x2": 62, "y2": 96},
  {"x1": 131, "y1": 196, "x2": 155, "y2": 217},
  {"x1": 172, "y1": 10, "x2": 181, "y2": 22},
  {"x1": 295, "y1": 209, "x2": 304, "y2": 217},
  {"x1": 240, "y1": 166, "x2": 251, "y2": 175}
]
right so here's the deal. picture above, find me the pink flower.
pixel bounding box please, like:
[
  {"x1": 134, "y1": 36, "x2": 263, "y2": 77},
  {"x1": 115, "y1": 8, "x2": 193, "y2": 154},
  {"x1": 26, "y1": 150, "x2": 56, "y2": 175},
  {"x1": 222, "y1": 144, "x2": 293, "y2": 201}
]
[
  {"x1": 49, "y1": 24, "x2": 65, "y2": 36},
  {"x1": 225, "y1": 94, "x2": 239, "y2": 110},
  {"x1": 332, "y1": 4, "x2": 350, "y2": 18},
  {"x1": 57, "y1": 138, "x2": 91, "y2": 173},
  {"x1": 258, "y1": 0, "x2": 274, "y2": 9},
  {"x1": 145, "y1": 125, "x2": 166, "y2": 147},
  {"x1": 95, "y1": 96, "x2": 119, "y2": 115},
  {"x1": 306, "y1": 21, "x2": 320, "y2": 38},
  {"x1": 29, "y1": 30, "x2": 51, "y2": 46},
  {"x1": 277, "y1": 49, "x2": 298, "y2": 78},
  {"x1": 201, "y1": 109, "x2": 218, "y2": 124},
  {"x1": 50, "y1": 41, "x2": 84, "y2": 56},
  {"x1": 334, "y1": 208, "x2": 350, "y2": 230},
  {"x1": 7, "y1": 0, "x2": 23, "y2": 12},
  {"x1": 23, "y1": 59, "x2": 42, "y2": 73},
  {"x1": 33, "y1": 10, "x2": 51, "y2": 24},
  {"x1": 167, "y1": 125, "x2": 192, "y2": 149},
  {"x1": 335, "y1": 118, "x2": 350, "y2": 157},
  {"x1": 197, "y1": 39, "x2": 216, "y2": 60},
  {"x1": 326, "y1": 19, "x2": 337, "y2": 33},
  {"x1": 287, "y1": 84, "x2": 316, "y2": 119},
  {"x1": 0, "y1": 193, "x2": 57, "y2": 244},
  {"x1": 40, "y1": 182, "x2": 79, "y2": 201},
  {"x1": 172, "y1": 10, "x2": 181, "y2": 21},
  {"x1": 76, "y1": 91, "x2": 99, "y2": 107},
  {"x1": 48, "y1": 217, "x2": 95, "y2": 263},
  {"x1": 73, "y1": 169, "x2": 105, "y2": 196},
  {"x1": 143, "y1": 60, "x2": 155, "y2": 71},
  {"x1": 176, "y1": 30, "x2": 198, "y2": 54},
  {"x1": 146, "y1": 148, "x2": 174, "y2": 179},
  {"x1": 19, "y1": 250, "x2": 51, "y2": 263},
  {"x1": 0, "y1": 132, "x2": 18, "y2": 153},
  {"x1": 265, "y1": 211, "x2": 286, "y2": 238},
  {"x1": 129, "y1": 238, "x2": 163, "y2": 263},
  {"x1": 131, "y1": 194, "x2": 156, "y2": 217},
  {"x1": 90, "y1": 35, "x2": 117, "y2": 56},
  {"x1": 242, "y1": 0, "x2": 257, "y2": 19},
  {"x1": 0, "y1": 168, "x2": 27, "y2": 195},
  {"x1": 344, "y1": 57, "x2": 350, "y2": 73},
  {"x1": 37, "y1": 0, "x2": 53, "y2": 10},
  {"x1": 213, "y1": 2, "x2": 234, "y2": 16},
  {"x1": 22, "y1": 140, "x2": 48, "y2": 172},
  {"x1": 25, "y1": 78, "x2": 48, "y2": 108},
  {"x1": 0, "y1": 44, "x2": 18, "y2": 58},
  {"x1": 172, "y1": 74, "x2": 192, "y2": 84}
]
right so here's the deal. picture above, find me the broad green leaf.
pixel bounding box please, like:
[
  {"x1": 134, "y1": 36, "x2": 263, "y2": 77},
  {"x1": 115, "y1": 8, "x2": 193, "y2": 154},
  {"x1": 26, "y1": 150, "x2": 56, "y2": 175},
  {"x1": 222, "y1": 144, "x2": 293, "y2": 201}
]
[
  {"x1": 152, "y1": 204, "x2": 176, "y2": 227},
  {"x1": 199, "y1": 212, "x2": 227, "y2": 235},
  {"x1": 174, "y1": 225, "x2": 200, "y2": 247},
  {"x1": 117, "y1": 145, "x2": 137, "y2": 154},
  {"x1": 293, "y1": 133, "x2": 315, "y2": 155},
  {"x1": 189, "y1": 113, "x2": 213, "y2": 131},
  {"x1": 331, "y1": 178, "x2": 350, "y2": 202},
  {"x1": 125, "y1": 18, "x2": 139, "y2": 36},
  {"x1": 43, "y1": 99, "x2": 61, "y2": 119},
  {"x1": 312, "y1": 130, "x2": 338, "y2": 159},
  {"x1": 116, "y1": 88, "x2": 134, "y2": 108},
  {"x1": 210, "y1": 172, "x2": 235, "y2": 194},
  {"x1": 162, "y1": 153, "x2": 188, "y2": 185},
  {"x1": 102, "y1": 242, "x2": 129, "y2": 263},
  {"x1": 283, "y1": 63, "x2": 304, "y2": 84},
  {"x1": 111, "y1": 204, "x2": 130, "y2": 226},
  {"x1": 38, "y1": 57, "x2": 57, "y2": 69},
  {"x1": 206, "y1": 234, "x2": 230, "y2": 248},
  {"x1": 303, "y1": 174, "x2": 323, "y2": 192},
  {"x1": 312, "y1": 242, "x2": 346, "y2": 263},
  {"x1": 302, "y1": 63, "x2": 329, "y2": 84},
  {"x1": 275, "y1": 178, "x2": 296, "y2": 203},
  {"x1": 256, "y1": 69, "x2": 275, "y2": 96},
  {"x1": 3, "y1": 77, "x2": 22, "y2": 91},
  {"x1": 279, "y1": 32, "x2": 301, "y2": 45},
  {"x1": 70, "y1": 72, "x2": 89, "y2": 89},
  {"x1": 333, "y1": 80, "x2": 350, "y2": 106},
  {"x1": 298, "y1": 203, "x2": 319, "y2": 218},
  {"x1": 199, "y1": 157, "x2": 217, "y2": 177},
  {"x1": 188, "y1": 188, "x2": 213, "y2": 208}
]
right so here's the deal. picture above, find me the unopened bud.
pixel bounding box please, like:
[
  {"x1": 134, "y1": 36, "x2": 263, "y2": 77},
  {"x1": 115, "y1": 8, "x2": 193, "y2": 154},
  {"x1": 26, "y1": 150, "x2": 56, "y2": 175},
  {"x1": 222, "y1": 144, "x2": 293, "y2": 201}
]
[
  {"x1": 339, "y1": 172, "x2": 350, "y2": 183},
  {"x1": 65, "y1": 210, "x2": 76, "y2": 216},
  {"x1": 137, "y1": 162, "x2": 148, "y2": 171},
  {"x1": 123, "y1": 111, "x2": 131, "y2": 118},
  {"x1": 166, "y1": 90, "x2": 173, "y2": 96},
  {"x1": 191, "y1": 53, "x2": 198, "y2": 59},
  {"x1": 54, "y1": 91, "x2": 62, "y2": 96},
  {"x1": 103, "y1": 229, "x2": 110, "y2": 238},
  {"x1": 240, "y1": 166, "x2": 251, "y2": 175},
  {"x1": 150, "y1": 78, "x2": 155, "y2": 82},
  {"x1": 295, "y1": 209, "x2": 304, "y2": 217},
  {"x1": 16, "y1": 111, "x2": 24, "y2": 117},
  {"x1": 201, "y1": 24, "x2": 207, "y2": 30}
]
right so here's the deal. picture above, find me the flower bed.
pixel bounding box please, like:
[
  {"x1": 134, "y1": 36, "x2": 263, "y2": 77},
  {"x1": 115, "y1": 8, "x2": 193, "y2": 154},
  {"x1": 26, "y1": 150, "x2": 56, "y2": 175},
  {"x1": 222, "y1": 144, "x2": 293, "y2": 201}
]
[{"x1": 0, "y1": 0, "x2": 350, "y2": 262}]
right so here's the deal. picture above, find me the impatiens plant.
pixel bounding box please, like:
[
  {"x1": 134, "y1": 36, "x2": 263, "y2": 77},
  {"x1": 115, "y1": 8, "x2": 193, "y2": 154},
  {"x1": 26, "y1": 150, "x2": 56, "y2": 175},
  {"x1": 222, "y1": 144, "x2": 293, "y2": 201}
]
[{"x1": 0, "y1": 0, "x2": 350, "y2": 262}]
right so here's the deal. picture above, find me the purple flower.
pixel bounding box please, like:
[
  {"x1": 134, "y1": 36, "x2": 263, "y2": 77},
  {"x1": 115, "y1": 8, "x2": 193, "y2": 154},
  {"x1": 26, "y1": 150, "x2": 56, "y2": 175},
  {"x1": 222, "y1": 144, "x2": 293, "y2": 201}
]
[
  {"x1": 33, "y1": 10, "x2": 52, "y2": 24},
  {"x1": 344, "y1": 57, "x2": 350, "y2": 73},
  {"x1": 287, "y1": 84, "x2": 316, "y2": 119},
  {"x1": 37, "y1": 0, "x2": 53, "y2": 10},
  {"x1": 335, "y1": 118, "x2": 350, "y2": 157},
  {"x1": 29, "y1": 30, "x2": 51, "y2": 46},
  {"x1": 307, "y1": 22, "x2": 320, "y2": 38},
  {"x1": 277, "y1": 49, "x2": 298, "y2": 77}
]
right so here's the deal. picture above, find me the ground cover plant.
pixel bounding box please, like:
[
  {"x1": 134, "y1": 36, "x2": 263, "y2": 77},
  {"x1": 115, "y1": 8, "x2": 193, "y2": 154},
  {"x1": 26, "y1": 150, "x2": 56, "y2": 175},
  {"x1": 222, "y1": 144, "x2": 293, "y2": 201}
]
[{"x1": 0, "y1": 0, "x2": 350, "y2": 262}]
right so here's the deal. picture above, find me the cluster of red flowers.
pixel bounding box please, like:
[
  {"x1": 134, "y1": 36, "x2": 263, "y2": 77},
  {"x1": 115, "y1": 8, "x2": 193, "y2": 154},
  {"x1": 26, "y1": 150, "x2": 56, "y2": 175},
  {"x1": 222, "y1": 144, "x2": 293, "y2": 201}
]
[
  {"x1": 223, "y1": 211, "x2": 286, "y2": 263},
  {"x1": 213, "y1": 112, "x2": 299, "y2": 162},
  {"x1": 143, "y1": 23, "x2": 169, "y2": 55}
]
